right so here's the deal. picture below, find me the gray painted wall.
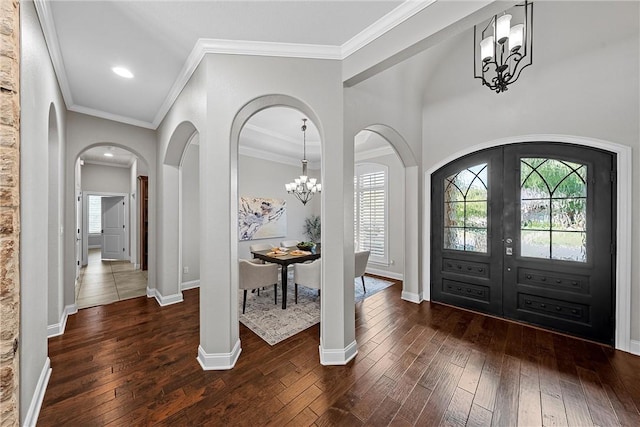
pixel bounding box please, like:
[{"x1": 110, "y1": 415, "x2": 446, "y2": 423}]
[
  {"x1": 179, "y1": 145, "x2": 321, "y2": 284},
  {"x1": 88, "y1": 234, "x2": 102, "y2": 248},
  {"x1": 82, "y1": 163, "x2": 131, "y2": 194},
  {"x1": 238, "y1": 154, "x2": 320, "y2": 260},
  {"x1": 181, "y1": 143, "x2": 200, "y2": 284},
  {"x1": 158, "y1": 53, "x2": 351, "y2": 363},
  {"x1": 65, "y1": 112, "x2": 157, "y2": 312},
  {"x1": 20, "y1": 0, "x2": 67, "y2": 422},
  {"x1": 418, "y1": 1, "x2": 639, "y2": 340}
]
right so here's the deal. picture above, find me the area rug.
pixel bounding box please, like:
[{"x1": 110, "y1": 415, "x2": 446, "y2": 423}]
[{"x1": 239, "y1": 273, "x2": 394, "y2": 345}]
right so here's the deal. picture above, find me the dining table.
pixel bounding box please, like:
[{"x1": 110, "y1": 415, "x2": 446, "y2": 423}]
[{"x1": 250, "y1": 246, "x2": 321, "y2": 309}]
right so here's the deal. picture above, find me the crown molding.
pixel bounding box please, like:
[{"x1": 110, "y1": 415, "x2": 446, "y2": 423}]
[
  {"x1": 82, "y1": 159, "x2": 132, "y2": 169},
  {"x1": 239, "y1": 146, "x2": 320, "y2": 169},
  {"x1": 70, "y1": 104, "x2": 156, "y2": 130},
  {"x1": 199, "y1": 39, "x2": 341, "y2": 60},
  {"x1": 341, "y1": 0, "x2": 438, "y2": 58},
  {"x1": 34, "y1": 0, "x2": 74, "y2": 108},
  {"x1": 355, "y1": 146, "x2": 397, "y2": 162},
  {"x1": 152, "y1": 38, "x2": 341, "y2": 128},
  {"x1": 37, "y1": 0, "x2": 441, "y2": 130},
  {"x1": 244, "y1": 123, "x2": 301, "y2": 145}
]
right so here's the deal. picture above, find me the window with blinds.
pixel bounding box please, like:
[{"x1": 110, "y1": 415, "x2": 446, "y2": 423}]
[
  {"x1": 354, "y1": 163, "x2": 388, "y2": 264},
  {"x1": 88, "y1": 195, "x2": 102, "y2": 234}
]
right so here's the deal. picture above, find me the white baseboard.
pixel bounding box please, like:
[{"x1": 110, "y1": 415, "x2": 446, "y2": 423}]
[
  {"x1": 365, "y1": 267, "x2": 403, "y2": 281},
  {"x1": 23, "y1": 357, "x2": 51, "y2": 427},
  {"x1": 401, "y1": 291, "x2": 422, "y2": 304},
  {"x1": 319, "y1": 339, "x2": 358, "y2": 365},
  {"x1": 630, "y1": 340, "x2": 640, "y2": 356},
  {"x1": 197, "y1": 340, "x2": 242, "y2": 370},
  {"x1": 47, "y1": 304, "x2": 78, "y2": 338},
  {"x1": 88, "y1": 245, "x2": 101, "y2": 249},
  {"x1": 181, "y1": 280, "x2": 200, "y2": 291},
  {"x1": 149, "y1": 288, "x2": 184, "y2": 307},
  {"x1": 134, "y1": 263, "x2": 140, "y2": 270}
]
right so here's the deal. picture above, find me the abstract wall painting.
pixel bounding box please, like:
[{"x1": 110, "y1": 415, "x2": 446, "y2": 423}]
[{"x1": 238, "y1": 196, "x2": 287, "y2": 241}]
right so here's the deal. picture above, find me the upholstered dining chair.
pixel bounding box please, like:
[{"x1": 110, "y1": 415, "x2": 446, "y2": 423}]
[
  {"x1": 238, "y1": 259, "x2": 278, "y2": 314},
  {"x1": 249, "y1": 243, "x2": 273, "y2": 264},
  {"x1": 355, "y1": 250, "x2": 370, "y2": 292},
  {"x1": 280, "y1": 240, "x2": 300, "y2": 248},
  {"x1": 293, "y1": 259, "x2": 321, "y2": 304}
]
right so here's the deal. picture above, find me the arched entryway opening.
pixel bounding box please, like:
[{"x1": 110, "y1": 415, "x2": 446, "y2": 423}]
[
  {"x1": 355, "y1": 124, "x2": 420, "y2": 303},
  {"x1": 72, "y1": 143, "x2": 151, "y2": 309},
  {"x1": 235, "y1": 105, "x2": 322, "y2": 343},
  {"x1": 423, "y1": 135, "x2": 632, "y2": 351},
  {"x1": 229, "y1": 96, "x2": 325, "y2": 352},
  {"x1": 157, "y1": 120, "x2": 199, "y2": 306}
]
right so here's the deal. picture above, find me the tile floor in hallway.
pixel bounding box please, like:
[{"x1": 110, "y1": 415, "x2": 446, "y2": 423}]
[{"x1": 76, "y1": 248, "x2": 148, "y2": 309}]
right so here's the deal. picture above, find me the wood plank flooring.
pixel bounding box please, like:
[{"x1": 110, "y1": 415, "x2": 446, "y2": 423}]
[{"x1": 39, "y1": 279, "x2": 640, "y2": 426}]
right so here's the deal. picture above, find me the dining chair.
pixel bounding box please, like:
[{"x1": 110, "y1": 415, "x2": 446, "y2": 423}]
[
  {"x1": 280, "y1": 240, "x2": 300, "y2": 248},
  {"x1": 238, "y1": 259, "x2": 278, "y2": 313},
  {"x1": 355, "y1": 250, "x2": 370, "y2": 292},
  {"x1": 293, "y1": 259, "x2": 321, "y2": 304},
  {"x1": 249, "y1": 243, "x2": 273, "y2": 263}
]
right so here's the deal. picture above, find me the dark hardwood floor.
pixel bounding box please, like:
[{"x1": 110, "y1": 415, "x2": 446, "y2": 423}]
[{"x1": 39, "y1": 279, "x2": 640, "y2": 426}]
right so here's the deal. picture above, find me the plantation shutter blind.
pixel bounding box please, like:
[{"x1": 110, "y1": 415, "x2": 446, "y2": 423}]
[{"x1": 355, "y1": 164, "x2": 388, "y2": 264}]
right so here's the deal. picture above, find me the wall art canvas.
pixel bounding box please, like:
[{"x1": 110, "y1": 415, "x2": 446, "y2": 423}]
[{"x1": 239, "y1": 196, "x2": 287, "y2": 241}]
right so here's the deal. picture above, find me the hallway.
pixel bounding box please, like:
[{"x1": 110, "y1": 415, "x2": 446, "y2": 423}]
[{"x1": 76, "y1": 248, "x2": 147, "y2": 309}]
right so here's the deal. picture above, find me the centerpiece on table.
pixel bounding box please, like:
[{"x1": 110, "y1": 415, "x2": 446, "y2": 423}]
[{"x1": 296, "y1": 241, "x2": 315, "y2": 251}]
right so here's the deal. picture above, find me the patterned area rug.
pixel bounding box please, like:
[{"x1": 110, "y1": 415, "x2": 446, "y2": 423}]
[{"x1": 239, "y1": 274, "x2": 395, "y2": 345}]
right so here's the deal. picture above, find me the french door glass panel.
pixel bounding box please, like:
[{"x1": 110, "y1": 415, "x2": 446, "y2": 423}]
[
  {"x1": 443, "y1": 163, "x2": 488, "y2": 253},
  {"x1": 520, "y1": 158, "x2": 587, "y2": 262}
]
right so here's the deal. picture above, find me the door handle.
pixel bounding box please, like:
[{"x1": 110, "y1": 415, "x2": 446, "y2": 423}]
[{"x1": 505, "y1": 237, "x2": 513, "y2": 255}]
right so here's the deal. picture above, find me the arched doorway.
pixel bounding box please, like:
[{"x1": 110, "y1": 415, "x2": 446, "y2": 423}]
[
  {"x1": 73, "y1": 144, "x2": 151, "y2": 309},
  {"x1": 424, "y1": 135, "x2": 632, "y2": 351},
  {"x1": 158, "y1": 121, "x2": 199, "y2": 305},
  {"x1": 355, "y1": 125, "x2": 420, "y2": 303},
  {"x1": 431, "y1": 142, "x2": 615, "y2": 344},
  {"x1": 234, "y1": 106, "x2": 322, "y2": 342}
]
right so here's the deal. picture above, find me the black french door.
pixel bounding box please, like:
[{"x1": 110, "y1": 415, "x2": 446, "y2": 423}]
[{"x1": 431, "y1": 143, "x2": 615, "y2": 344}]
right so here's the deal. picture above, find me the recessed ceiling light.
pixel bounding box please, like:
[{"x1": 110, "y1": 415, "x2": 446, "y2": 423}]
[
  {"x1": 112, "y1": 66, "x2": 134, "y2": 79},
  {"x1": 104, "y1": 152, "x2": 114, "y2": 157}
]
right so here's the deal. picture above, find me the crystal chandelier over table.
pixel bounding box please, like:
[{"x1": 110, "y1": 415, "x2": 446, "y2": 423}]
[{"x1": 285, "y1": 118, "x2": 321, "y2": 205}]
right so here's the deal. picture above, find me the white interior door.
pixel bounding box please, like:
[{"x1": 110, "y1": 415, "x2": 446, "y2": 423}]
[{"x1": 102, "y1": 196, "x2": 126, "y2": 260}]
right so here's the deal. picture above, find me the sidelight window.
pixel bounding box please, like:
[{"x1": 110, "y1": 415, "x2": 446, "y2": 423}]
[
  {"x1": 443, "y1": 163, "x2": 488, "y2": 253},
  {"x1": 520, "y1": 158, "x2": 587, "y2": 262}
]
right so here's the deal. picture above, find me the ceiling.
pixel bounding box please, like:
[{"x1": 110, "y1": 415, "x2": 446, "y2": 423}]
[
  {"x1": 81, "y1": 146, "x2": 137, "y2": 168},
  {"x1": 38, "y1": 0, "x2": 420, "y2": 165}
]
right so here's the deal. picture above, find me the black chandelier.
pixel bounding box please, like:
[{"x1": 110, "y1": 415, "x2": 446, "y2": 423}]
[
  {"x1": 474, "y1": 1, "x2": 533, "y2": 93},
  {"x1": 285, "y1": 119, "x2": 321, "y2": 205}
]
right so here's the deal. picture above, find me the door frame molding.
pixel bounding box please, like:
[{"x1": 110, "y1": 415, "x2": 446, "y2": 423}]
[
  {"x1": 82, "y1": 191, "x2": 130, "y2": 265},
  {"x1": 423, "y1": 134, "x2": 633, "y2": 353}
]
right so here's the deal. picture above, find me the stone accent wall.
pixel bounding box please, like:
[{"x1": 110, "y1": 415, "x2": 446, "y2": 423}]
[{"x1": 0, "y1": 0, "x2": 20, "y2": 425}]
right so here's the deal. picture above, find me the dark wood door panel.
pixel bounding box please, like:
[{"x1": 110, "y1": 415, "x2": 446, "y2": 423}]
[
  {"x1": 503, "y1": 143, "x2": 614, "y2": 344},
  {"x1": 431, "y1": 147, "x2": 503, "y2": 315}
]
